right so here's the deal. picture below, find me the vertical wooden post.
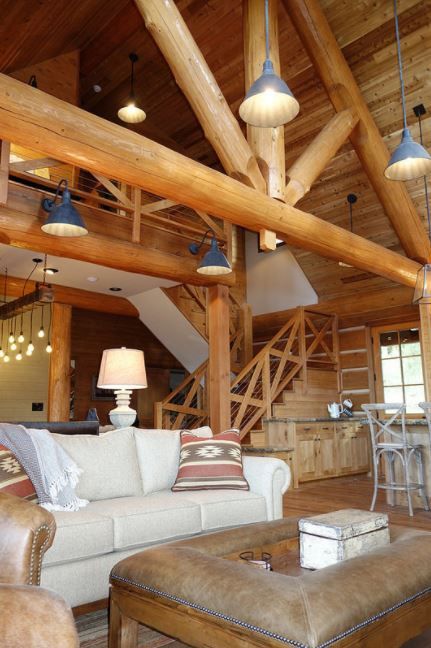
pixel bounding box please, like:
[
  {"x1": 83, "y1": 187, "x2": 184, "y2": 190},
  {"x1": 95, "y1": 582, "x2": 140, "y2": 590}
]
[
  {"x1": 0, "y1": 139, "x2": 10, "y2": 205},
  {"x1": 48, "y1": 303, "x2": 72, "y2": 421},
  {"x1": 299, "y1": 308, "x2": 307, "y2": 392},
  {"x1": 262, "y1": 354, "x2": 272, "y2": 419},
  {"x1": 243, "y1": 0, "x2": 285, "y2": 200},
  {"x1": 132, "y1": 187, "x2": 141, "y2": 243},
  {"x1": 420, "y1": 303, "x2": 431, "y2": 400},
  {"x1": 240, "y1": 303, "x2": 254, "y2": 367},
  {"x1": 207, "y1": 285, "x2": 231, "y2": 433}
]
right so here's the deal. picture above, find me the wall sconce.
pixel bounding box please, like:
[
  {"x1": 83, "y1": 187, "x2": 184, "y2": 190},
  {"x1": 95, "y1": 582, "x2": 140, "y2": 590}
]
[
  {"x1": 41, "y1": 179, "x2": 88, "y2": 237},
  {"x1": 189, "y1": 230, "x2": 232, "y2": 275}
]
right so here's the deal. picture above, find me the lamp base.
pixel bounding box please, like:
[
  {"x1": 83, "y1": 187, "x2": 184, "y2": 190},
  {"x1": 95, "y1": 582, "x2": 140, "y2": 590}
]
[{"x1": 109, "y1": 389, "x2": 137, "y2": 428}]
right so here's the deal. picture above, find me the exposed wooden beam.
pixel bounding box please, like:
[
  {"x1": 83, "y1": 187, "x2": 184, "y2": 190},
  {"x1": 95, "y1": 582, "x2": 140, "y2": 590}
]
[
  {"x1": 244, "y1": 0, "x2": 285, "y2": 200},
  {"x1": 134, "y1": 0, "x2": 266, "y2": 193},
  {"x1": 259, "y1": 229, "x2": 277, "y2": 252},
  {"x1": 47, "y1": 303, "x2": 71, "y2": 422},
  {"x1": 283, "y1": 0, "x2": 431, "y2": 264},
  {"x1": 0, "y1": 140, "x2": 10, "y2": 206},
  {"x1": 207, "y1": 285, "x2": 231, "y2": 433},
  {"x1": 285, "y1": 109, "x2": 359, "y2": 205},
  {"x1": 3, "y1": 274, "x2": 139, "y2": 318},
  {"x1": 9, "y1": 157, "x2": 62, "y2": 173},
  {"x1": 0, "y1": 74, "x2": 421, "y2": 288},
  {"x1": 0, "y1": 205, "x2": 235, "y2": 288}
]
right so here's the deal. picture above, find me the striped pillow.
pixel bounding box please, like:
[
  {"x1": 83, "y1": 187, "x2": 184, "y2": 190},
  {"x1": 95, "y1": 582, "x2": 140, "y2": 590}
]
[
  {"x1": 0, "y1": 443, "x2": 38, "y2": 502},
  {"x1": 172, "y1": 429, "x2": 249, "y2": 491}
]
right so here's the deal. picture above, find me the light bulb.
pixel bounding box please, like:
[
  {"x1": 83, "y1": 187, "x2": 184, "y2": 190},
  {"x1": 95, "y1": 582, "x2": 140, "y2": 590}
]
[
  {"x1": 18, "y1": 332, "x2": 25, "y2": 343},
  {"x1": 27, "y1": 341, "x2": 34, "y2": 353},
  {"x1": 8, "y1": 332, "x2": 14, "y2": 343},
  {"x1": 10, "y1": 341, "x2": 17, "y2": 351},
  {"x1": 38, "y1": 327, "x2": 45, "y2": 338},
  {"x1": 46, "y1": 342, "x2": 53, "y2": 354},
  {"x1": 16, "y1": 350, "x2": 22, "y2": 361},
  {"x1": 26, "y1": 347, "x2": 33, "y2": 356},
  {"x1": 3, "y1": 354, "x2": 10, "y2": 363},
  {"x1": 0, "y1": 348, "x2": 4, "y2": 358}
]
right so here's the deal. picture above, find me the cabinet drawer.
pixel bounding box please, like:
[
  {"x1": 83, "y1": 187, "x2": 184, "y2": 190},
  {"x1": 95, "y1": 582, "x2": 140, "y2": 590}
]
[{"x1": 295, "y1": 423, "x2": 319, "y2": 435}]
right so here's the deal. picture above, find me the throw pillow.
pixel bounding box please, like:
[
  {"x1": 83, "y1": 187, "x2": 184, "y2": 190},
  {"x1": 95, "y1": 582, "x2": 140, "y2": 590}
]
[
  {"x1": 52, "y1": 428, "x2": 143, "y2": 501},
  {"x1": 134, "y1": 426, "x2": 213, "y2": 495},
  {"x1": 172, "y1": 429, "x2": 249, "y2": 491},
  {"x1": 0, "y1": 444, "x2": 38, "y2": 502}
]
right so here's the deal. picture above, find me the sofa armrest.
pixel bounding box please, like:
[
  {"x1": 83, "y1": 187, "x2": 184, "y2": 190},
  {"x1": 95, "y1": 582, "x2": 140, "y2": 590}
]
[
  {"x1": 0, "y1": 493, "x2": 56, "y2": 585},
  {"x1": 0, "y1": 584, "x2": 79, "y2": 647},
  {"x1": 242, "y1": 456, "x2": 290, "y2": 521}
]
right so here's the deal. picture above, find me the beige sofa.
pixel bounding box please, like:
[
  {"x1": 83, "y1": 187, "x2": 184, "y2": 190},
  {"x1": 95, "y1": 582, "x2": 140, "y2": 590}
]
[{"x1": 40, "y1": 427, "x2": 291, "y2": 607}]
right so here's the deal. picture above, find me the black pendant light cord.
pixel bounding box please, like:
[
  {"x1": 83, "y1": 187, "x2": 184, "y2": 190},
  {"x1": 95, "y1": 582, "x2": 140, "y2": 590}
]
[
  {"x1": 129, "y1": 53, "x2": 138, "y2": 101},
  {"x1": 394, "y1": 0, "x2": 408, "y2": 130},
  {"x1": 264, "y1": 0, "x2": 270, "y2": 61}
]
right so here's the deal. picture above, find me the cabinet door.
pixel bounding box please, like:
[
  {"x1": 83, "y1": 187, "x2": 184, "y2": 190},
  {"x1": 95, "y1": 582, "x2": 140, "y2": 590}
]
[
  {"x1": 352, "y1": 424, "x2": 370, "y2": 473},
  {"x1": 317, "y1": 424, "x2": 337, "y2": 477},
  {"x1": 337, "y1": 422, "x2": 356, "y2": 475},
  {"x1": 296, "y1": 425, "x2": 319, "y2": 482}
]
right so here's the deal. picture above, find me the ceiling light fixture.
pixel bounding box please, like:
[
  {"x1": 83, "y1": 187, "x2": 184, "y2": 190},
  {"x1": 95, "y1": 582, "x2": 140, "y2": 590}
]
[
  {"x1": 412, "y1": 104, "x2": 431, "y2": 305},
  {"x1": 41, "y1": 179, "x2": 88, "y2": 237},
  {"x1": 189, "y1": 230, "x2": 232, "y2": 275},
  {"x1": 239, "y1": 0, "x2": 299, "y2": 127},
  {"x1": 385, "y1": 0, "x2": 431, "y2": 181},
  {"x1": 43, "y1": 267, "x2": 59, "y2": 275},
  {"x1": 118, "y1": 53, "x2": 146, "y2": 124},
  {"x1": 339, "y1": 193, "x2": 357, "y2": 268}
]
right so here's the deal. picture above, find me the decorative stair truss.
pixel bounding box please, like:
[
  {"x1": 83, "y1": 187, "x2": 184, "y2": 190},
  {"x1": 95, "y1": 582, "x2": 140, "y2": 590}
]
[{"x1": 155, "y1": 307, "x2": 340, "y2": 438}]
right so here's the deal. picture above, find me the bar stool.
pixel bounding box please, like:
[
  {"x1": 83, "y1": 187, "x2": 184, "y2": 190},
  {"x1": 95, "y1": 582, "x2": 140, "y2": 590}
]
[
  {"x1": 361, "y1": 403, "x2": 429, "y2": 517},
  {"x1": 418, "y1": 402, "x2": 431, "y2": 448}
]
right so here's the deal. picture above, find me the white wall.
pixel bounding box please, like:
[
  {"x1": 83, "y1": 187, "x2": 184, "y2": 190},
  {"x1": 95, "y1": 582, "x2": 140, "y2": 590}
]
[{"x1": 245, "y1": 231, "x2": 317, "y2": 315}]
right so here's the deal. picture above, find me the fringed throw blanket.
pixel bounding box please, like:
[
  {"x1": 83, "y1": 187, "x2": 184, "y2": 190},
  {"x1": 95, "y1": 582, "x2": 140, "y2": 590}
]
[{"x1": 0, "y1": 423, "x2": 88, "y2": 511}]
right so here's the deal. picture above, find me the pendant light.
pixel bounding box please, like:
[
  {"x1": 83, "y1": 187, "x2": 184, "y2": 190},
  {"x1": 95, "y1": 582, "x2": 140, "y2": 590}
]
[
  {"x1": 339, "y1": 193, "x2": 357, "y2": 268},
  {"x1": 41, "y1": 179, "x2": 88, "y2": 237},
  {"x1": 385, "y1": 0, "x2": 431, "y2": 180},
  {"x1": 118, "y1": 53, "x2": 146, "y2": 124},
  {"x1": 239, "y1": 0, "x2": 299, "y2": 128},
  {"x1": 412, "y1": 104, "x2": 431, "y2": 304},
  {"x1": 189, "y1": 230, "x2": 232, "y2": 275}
]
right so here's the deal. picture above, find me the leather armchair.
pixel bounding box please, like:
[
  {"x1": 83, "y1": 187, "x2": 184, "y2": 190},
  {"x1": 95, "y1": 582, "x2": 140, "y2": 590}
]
[{"x1": 0, "y1": 492, "x2": 79, "y2": 648}]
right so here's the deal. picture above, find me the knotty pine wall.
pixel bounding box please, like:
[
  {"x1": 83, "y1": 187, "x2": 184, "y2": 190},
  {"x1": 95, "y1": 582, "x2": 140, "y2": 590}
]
[{"x1": 71, "y1": 308, "x2": 183, "y2": 426}]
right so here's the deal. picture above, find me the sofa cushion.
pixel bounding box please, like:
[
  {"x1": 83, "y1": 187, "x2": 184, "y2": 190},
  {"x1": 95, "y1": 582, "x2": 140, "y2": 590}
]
[
  {"x1": 88, "y1": 494, "x2": 202, "y2": 550},
  {"x1": 179, "y1": 490, "x2": 268, "y2": 530},
  {"x1": 0, "y1": 444, "x2": 38, "y2": 503},
  {"x1": 134, "y1": 426, "x2": 212, "y2": 495},
  {"x1": 52, "y1": 428, "x2": 142, "y2": 501},
  {"x1": 172, "y1": 429, "x2": 249, "y2": 492},
  {"x1": 44, "y1": 509, "x2": 114, "y2": 566}
]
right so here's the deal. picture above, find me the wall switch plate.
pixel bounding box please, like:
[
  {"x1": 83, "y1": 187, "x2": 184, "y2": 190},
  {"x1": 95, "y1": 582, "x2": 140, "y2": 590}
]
[{"x1": 32, "y1": 402, "x2": 44, "y2": 411}]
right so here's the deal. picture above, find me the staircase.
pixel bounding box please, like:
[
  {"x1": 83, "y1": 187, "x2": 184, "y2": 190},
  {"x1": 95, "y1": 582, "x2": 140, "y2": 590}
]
[{"x1": 154, "y1": 307, "x2": 341, "y2": 438}]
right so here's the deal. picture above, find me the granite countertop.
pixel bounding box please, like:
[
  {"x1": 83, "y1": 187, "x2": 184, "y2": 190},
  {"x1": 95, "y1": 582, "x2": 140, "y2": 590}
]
[
  {"x1": 242, "y1": 445, "x2": 294, "y2": 453},
  {"x1": 264, "y1": 417, "x2": 429, "y2": 426}
]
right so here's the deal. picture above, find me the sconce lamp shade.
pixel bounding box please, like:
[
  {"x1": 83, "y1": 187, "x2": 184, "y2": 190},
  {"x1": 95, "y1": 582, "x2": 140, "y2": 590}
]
[
  {"x1": 97, "y1": 347, "x2": 147, "y2": 429},
  {"x1": 117, "y1": 102, "x2": 146, "y2": 124},
  {"x1": 413, "y1": 264, "x2": 431, "y2": 304},
  {"x1": 41, "y1": 181, "x2": 88, "y2": 237},
  {"x1": 385, "y1": 128, "x2": 431, "y2": 181},
  {"x1": 239, "y1": 60, "x2": 299, "y2": 128},
  {"x1": 197, "y1": 238, "x2": 232, "y2": 275}
]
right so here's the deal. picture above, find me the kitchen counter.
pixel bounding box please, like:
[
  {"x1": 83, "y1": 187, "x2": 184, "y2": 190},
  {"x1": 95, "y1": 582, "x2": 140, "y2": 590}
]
[{"x1": 265, "y1": 417, "x2": 429, "y2": 426}]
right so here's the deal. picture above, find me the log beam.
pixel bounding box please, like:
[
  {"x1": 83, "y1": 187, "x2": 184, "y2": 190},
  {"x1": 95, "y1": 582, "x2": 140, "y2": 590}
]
[
  {"x1": 0, "y1": 74, "x2": 421, "y2": 288},
  {"x1": 244, "y1": 0, "x2": 285, "y2": 200},
  {"x1": 283, "y1": 0, "x2": 431, "y2": 264},
  {"x1": 47, "y1": 303, "x2": 71, "y2": 421},
  {"x1": 285, "y1": 108, "x2": 359, "y2": 205},
  {"x1": 207, "y1": 285, "x2": 231, "y2": 433},
  {"x1": 135, "y1": 0, "x2": 266, "y2": 193}
]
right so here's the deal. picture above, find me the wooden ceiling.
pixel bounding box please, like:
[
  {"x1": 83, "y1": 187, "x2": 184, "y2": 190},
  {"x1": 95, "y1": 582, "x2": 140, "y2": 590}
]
[{"x1": 0, "y1": 0, "x2": 430, "y2": 300}]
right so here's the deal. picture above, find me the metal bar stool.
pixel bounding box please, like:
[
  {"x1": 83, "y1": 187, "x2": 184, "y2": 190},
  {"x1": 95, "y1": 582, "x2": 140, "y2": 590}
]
[{"x1": 361, "y1": 403, "x2": 429, "y2": 517}]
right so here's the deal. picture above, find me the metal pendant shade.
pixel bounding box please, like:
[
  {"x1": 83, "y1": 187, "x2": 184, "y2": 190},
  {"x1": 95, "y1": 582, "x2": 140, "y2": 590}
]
[
  {"x1": 41, "y1": 180, "x2": 88, "y2": 237},
  {"x1": 197, "y1": 237, "x2": 232, "y2": 275},
  {"x1": 118, "y1": 53, "x2": 146, "y2": 124},
  {"x1": 385, "y1": 128, "x2": 431, "y2": 181}
]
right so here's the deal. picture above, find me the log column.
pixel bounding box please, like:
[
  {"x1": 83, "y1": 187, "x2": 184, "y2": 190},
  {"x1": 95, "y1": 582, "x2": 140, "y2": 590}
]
[
  {"x1": 420, "y1": 303, "x2": 431, "y2": 400},
  {"x1": 207, "y1": 285, "x2": 231, "y2": 433},
  {"x1": 48, "y1": 303, "x2": 72, "y2": 421}
]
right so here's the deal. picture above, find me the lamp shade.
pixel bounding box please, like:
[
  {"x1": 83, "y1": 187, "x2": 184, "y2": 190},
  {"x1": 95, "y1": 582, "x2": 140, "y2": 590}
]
[
  {"x1": 239, "y1": 60, "x2": 299, "y2": 128},
  {"x1": 117, "y1": 102, "x2": 146, "y2": 124},
  {"x1": 97, "y1": 347, "x2": 147, "y2": 389},
  {"x1": 413, "y1": 264, "x2": 431, "y2": 304},
  {"x1": 41, "y1": 185, "x2": 88, "y2": 237},
  {"x1": 197, "y1": 238, "x2": 232, "y2": 275},
  {"x1": 385, "y1": 128, "x2": 431, "y2": 181}
]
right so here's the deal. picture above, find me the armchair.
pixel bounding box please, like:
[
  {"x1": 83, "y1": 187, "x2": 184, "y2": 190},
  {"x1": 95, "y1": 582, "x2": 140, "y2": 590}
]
[{"x1": 0, "y1": 492, "x2": 79, "y2": 648}]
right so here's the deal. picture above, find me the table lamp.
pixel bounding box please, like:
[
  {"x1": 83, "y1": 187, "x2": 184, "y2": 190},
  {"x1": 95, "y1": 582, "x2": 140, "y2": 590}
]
[{"x1": 97, "y1": 347, "x2": 147, "y2": 428}]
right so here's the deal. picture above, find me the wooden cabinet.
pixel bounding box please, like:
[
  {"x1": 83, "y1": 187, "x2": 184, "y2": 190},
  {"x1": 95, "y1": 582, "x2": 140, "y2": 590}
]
[{"x1": 338, "y1": 422, "x2": 370, "y2": 475}]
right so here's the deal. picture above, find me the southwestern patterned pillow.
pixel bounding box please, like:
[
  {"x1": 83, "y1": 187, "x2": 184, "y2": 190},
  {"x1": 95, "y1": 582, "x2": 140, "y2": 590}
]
[
  {"x1": 172, "y1": 429, "x2": 249, "y2": 491},
  {"x1": 0, "y1": 443, "x2": 38, "y2": 502}
]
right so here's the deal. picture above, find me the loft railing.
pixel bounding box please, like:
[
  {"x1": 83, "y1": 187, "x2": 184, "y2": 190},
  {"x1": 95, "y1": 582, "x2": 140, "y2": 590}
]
[{"x1": 154, "y1": 307, "x2": 339, "y2": 433}]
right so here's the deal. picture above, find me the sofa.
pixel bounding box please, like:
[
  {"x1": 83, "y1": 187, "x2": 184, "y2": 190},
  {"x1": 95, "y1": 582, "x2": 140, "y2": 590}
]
[{"x1": 39, "y1": 426, "x2": 291, "y2": 608}]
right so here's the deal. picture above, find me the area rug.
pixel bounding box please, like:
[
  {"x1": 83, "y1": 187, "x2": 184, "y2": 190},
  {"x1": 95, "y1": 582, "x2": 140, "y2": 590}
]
[{"x1": 76, "y1": 608, "x2": 431, "y2": 648}]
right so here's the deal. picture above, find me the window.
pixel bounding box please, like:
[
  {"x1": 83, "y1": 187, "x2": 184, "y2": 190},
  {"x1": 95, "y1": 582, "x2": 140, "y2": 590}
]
[{"x1": 374, "y1": 325, "x2": 424, "y2": 414}]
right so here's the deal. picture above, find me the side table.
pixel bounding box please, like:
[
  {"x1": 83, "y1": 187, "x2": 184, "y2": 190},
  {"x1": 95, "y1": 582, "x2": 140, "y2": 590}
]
[{"x1": 242, "y1": 445, "x2": 297, "y2": 488}]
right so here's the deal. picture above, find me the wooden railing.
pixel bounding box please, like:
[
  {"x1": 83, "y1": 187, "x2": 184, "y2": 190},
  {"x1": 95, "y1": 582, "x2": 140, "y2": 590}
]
[{"x1": 154, "y1": 307, "x2": 338, "y2": 433}]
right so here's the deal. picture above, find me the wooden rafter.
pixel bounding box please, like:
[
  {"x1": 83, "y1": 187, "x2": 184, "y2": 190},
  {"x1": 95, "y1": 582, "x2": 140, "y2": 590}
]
[
  {"x1": 284, "y1": 0, "x2": 431, "y2": 264},
  {"x1": 0, "y1": 73, "x2": 421, "y2": 287}
]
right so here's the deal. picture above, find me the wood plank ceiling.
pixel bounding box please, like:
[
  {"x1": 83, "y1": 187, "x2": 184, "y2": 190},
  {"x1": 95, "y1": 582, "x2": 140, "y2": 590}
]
[{"x1": 0, "y1": 0, "x2": 429, "y2": 300}]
